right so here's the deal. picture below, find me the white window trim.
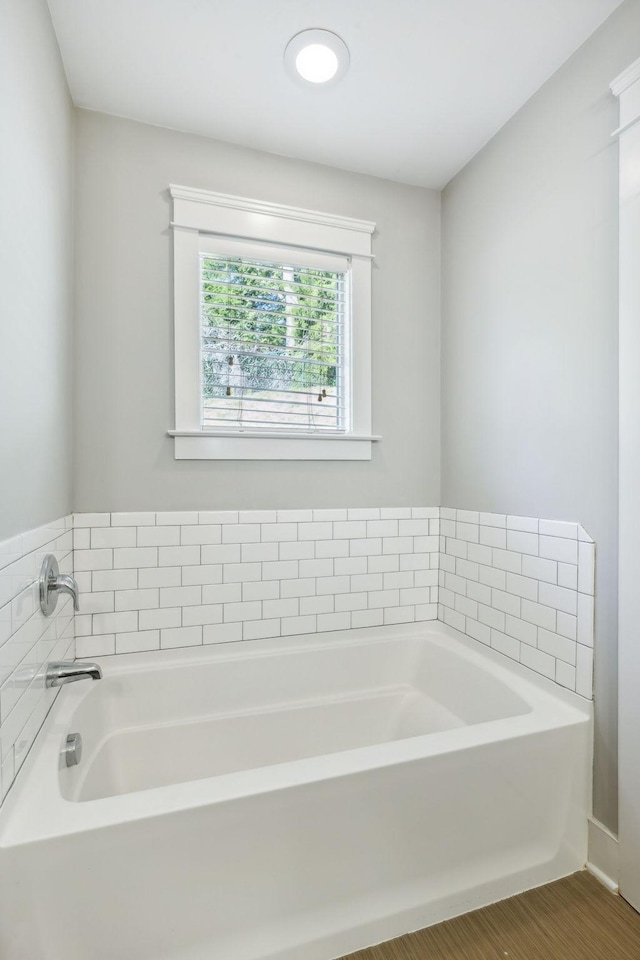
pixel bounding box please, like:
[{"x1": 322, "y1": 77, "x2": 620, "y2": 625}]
[{"x1": 169, "y1": 184, "x2": 378, "y2": 460}]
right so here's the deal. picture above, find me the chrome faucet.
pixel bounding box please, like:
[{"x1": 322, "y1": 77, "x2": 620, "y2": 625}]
[
  {"x1": 45, "y1": 661, "x2": 103, "y2": 688},
  {"x1": 39, "y1": 554, "x2": 80, "y2": 615},
  {"x1": 52, "y1": 573, "x2": 80, "y2": 611}
]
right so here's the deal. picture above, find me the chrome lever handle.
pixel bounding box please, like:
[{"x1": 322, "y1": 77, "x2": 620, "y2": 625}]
[
  {"x1": 53, "y1": 574, "x2": 80, "y2": 611},
  {"x1": 39, "y1": 555, "x2": 80, "y2": 616}
]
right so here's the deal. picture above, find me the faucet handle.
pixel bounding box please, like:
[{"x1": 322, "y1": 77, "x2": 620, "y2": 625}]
[
  {"x1": 55, "y1": 574, "x2": 80, "y2": 612},
  {"x1": 39, "y1": 555, "x2": 80, "y2": 616}
]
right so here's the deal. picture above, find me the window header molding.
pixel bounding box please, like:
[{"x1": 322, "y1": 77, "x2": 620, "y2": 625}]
[{"x1": 169, "y1": 184, "x2": 375, "y2": 260}]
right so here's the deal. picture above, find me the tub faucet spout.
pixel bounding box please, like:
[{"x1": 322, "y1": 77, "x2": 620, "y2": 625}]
[{"x1": 45, "y1": 661, "x2": 103, "y2": 688}]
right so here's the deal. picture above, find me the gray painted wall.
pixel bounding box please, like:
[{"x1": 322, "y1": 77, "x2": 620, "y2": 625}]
[
  {"x1": 73, "y1": 111, "x2": 441, "y2": 512},
  {"x1": 0, "y1": 0, "x2": 73, "y2": 540},
  {"x1": 441, "y1": 0, "x2": 640, "y2": 832}
]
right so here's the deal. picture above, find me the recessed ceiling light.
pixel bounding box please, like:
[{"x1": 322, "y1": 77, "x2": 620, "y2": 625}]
[
  {"x1": 296, "y1": 44, "x2": 339, "y2": 84},
  {"x1": 284, "y1": 29, "x2": 349, "y2": 86}
]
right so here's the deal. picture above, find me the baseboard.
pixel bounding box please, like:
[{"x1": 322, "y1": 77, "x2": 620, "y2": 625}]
[{"x1": 587, "y1": 817, "x2": 619, "y2": 893}]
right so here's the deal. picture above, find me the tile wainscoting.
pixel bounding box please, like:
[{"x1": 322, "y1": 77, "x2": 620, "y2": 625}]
[
  {"x1": 73, "y1": 508, "x2": 440, "y2": 659},
  {"x1": 73, "y1": 506, "x2": 596, "y2": 699},
  {"x1": 0, "y1": 517, "x2": 74, "y2": 800},
  {"x1": 438, "y1": 508, "x2": 595, "y2": 698}
]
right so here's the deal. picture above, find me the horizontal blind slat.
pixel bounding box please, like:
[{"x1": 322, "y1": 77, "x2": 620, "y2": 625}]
[
  {"x1": 200, "y1": 314, "x2": 345, "y2": 337},
  {"x1": 202, "y1": 302, "x2": 345, "y2": 321},
  {"x1": 201, "y1": 285, "x2": 348, "y2": 307},
  {"x1": 202, "y1": 271, "x2": 348, "y2": 299},
  {"x1": 204, "y1": 401, "x2": 344, "y2": 417},
  {"x1": 204, "y1": 323, "x2": 343, "y2": 333},
  {"x1": 203, "y1": 393, "x2": 343, "y2": 409},
  {"x1": 203, "y1": 420, "x2": 344, "y2": 436},
  {"x1": 203, "y1": 383, "x2": 341, "y2": 400},
  {"x1": 202, "y1": 326, "x2": 343, "y2": 350},
  {"x1": 203, "y1": 420, "x2": 345, "y2": 437},
  {"x1": 203, "y1": 351, "x2": 338, "y2": 372},
  {"x1": 205, "y1": 406, "x2": 342, "y2": 426}
]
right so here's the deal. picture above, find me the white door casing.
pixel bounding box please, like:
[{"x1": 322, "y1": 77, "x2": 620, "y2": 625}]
[{"x1": 613, "y1": 57, "x2": 640, "y2": 913}]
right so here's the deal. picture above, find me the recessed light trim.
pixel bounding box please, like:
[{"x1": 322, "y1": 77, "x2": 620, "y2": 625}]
[{"x1": 284, "y1": 29, "x2": 349, "y2": 87}]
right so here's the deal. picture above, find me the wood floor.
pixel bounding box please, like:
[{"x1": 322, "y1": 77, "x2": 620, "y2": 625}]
[{"x1": 340, "y1": 872, "x2": 640, "y2": 960}]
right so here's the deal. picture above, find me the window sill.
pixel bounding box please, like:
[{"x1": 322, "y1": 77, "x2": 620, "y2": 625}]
[{"x1": 168, "y1": 431, "x2": 380, "y2": 461}]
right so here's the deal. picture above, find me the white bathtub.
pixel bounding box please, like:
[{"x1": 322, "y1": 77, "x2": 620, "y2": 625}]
[{"x1": 0, "y1": 622, "x2": 591, "y2": 960}]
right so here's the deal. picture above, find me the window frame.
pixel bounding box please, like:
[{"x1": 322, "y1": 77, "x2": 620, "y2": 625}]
[{"x1": 169, "y1": 185, "x2": 377, "y2": 460}]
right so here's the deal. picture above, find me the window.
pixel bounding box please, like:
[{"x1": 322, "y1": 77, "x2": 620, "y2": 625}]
[
  {"x1": 200, "y1": 238, "x2": 349, "y2": 434},
  {"x1": 169, "y1": 186, "x2": 377, "y2": 460}
]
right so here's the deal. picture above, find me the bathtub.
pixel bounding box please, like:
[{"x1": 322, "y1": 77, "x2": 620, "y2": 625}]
[{"x1": 0, "y1": 622, "x2": 591, "y2": 960}]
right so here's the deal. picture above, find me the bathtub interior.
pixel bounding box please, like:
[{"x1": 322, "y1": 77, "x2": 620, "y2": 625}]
[{"x1": 61, "y1": 630, "x2": 532, "y2": 802}]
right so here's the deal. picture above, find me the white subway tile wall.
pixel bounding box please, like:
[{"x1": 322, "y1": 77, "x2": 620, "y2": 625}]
[
  {"x1": 438, "y1": 508, "x2": 595, "y2": 697},
  {"x1": 73, "y1": 506, "x2": 595, "y2": 699},
  {"x1": 74, "y1": 509, "x2": 440, "y2": 660},
  {"x1": 0, "y1": 516, "x2": 74, "y2": 802}
]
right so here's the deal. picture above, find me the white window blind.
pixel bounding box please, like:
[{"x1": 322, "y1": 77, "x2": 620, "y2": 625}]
[{"x1": 200, "y1": 247, "x2": 350, "y2": 433}]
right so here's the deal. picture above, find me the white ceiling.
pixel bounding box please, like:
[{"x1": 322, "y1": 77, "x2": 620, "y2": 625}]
[{"x1": 47, "y1": 0, "x2": 622, "y2": 188}]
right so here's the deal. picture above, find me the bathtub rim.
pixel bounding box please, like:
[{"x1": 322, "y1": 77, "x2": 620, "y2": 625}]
[
  {"x1": 73, "y1": 621, "x2": 592, "y2": 703},
  {"x1": 0, "y1": 621, "x2": 592, "y2": 848}
]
